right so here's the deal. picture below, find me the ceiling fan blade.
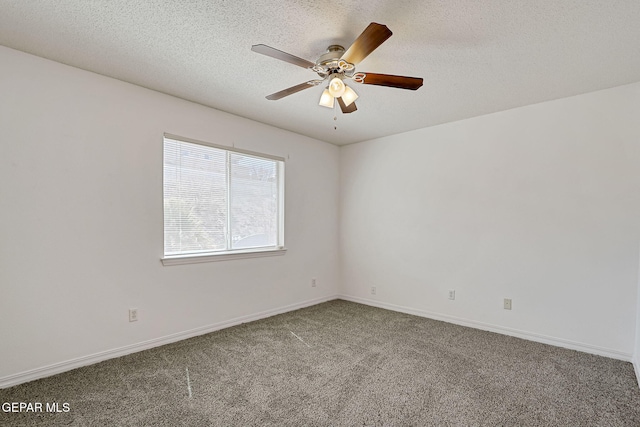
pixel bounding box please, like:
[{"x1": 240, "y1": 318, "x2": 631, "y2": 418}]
[
  {"x1": 337, "y1": 97, "x2": 357, "y2": 114},
  {"x1": 357, "y1": 73, "x2": 423, "y2": 90},
  {"x1": 251, "y1": 44, "x2": 316, "y2": 69},
  {"x1": 265, "y1": 81, "x2": 320, "y2": 100},
  {"x1": 341, "y1": 23, "x2": 393, "y2": 65}
]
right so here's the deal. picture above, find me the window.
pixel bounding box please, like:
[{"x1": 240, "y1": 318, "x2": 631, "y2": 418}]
[{"x1": 162, "y1": 134, "x2": 285, "y2": 265}]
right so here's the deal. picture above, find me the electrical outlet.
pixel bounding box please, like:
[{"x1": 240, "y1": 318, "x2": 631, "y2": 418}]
[
  {"x1": 129, "y1": 308, "x2": 138, "y2": 322},
  {"x1": 448, "y1": 290, "x2": 455, "y2": 300},
  {"x1": 311, "y1": 277, "x2": 317, "y2": 287},
  {"x1": 371, "y1": 286, "x2": 376, "y2": 295},
  {"x1": 503, "y1": 298, "x2": 512, "y2": 310}
]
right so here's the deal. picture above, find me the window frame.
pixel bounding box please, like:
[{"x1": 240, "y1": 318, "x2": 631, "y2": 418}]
[{"x1": 161, "y1": 133, "x2": 286, "y2": 266}]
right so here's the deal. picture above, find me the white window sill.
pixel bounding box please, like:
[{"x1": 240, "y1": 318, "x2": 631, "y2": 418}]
[{"x1": 161, "y1": 247, "x2": 287, "y2": 266}]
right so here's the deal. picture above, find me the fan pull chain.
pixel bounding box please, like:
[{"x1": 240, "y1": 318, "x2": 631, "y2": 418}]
[{"x1": 334, "y1": 100, "x2": 338, "y2": 130}]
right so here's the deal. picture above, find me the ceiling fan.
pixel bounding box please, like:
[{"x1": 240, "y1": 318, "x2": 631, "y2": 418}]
[{"x1": 251, "y1": 22, "x2": 423, "y2": 114}]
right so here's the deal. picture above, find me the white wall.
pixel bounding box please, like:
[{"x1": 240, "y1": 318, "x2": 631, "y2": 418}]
[
  {"x1": 0, "y1": 46, "x2": 340, "y2": 385},
  {"x1": 340, "y1": 83, "x2": 640, "y2": 359},
  {"x1": 635, "y1": 248, "x2": 640, "y2": 383}
]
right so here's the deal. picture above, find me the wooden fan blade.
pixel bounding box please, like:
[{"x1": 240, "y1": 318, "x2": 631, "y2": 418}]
[
  {"x1": 251, "y1": 44, "x2": 316, "y2": 69},
  {"x1": 337, "y1": 97, "x2": 357, "y2": 114},
  {"x1": 341, "y1": 23, "x2": 393, "y2": 65},
  {"x1": 358, "y1": 73, "x2": 423, "y2": 90},
  {"x1": 265, "y1": 81, "x2": 319, "y2": 100}
]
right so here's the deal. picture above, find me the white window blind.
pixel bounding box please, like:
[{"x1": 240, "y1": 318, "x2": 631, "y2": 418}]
[{"x1": 163, "y1": 135, "x2": 284, "y2": 259}]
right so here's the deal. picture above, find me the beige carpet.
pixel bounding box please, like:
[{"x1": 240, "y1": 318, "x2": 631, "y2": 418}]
[{"x1": 1, "y1": 300, "x2": 639, "y2": 426}]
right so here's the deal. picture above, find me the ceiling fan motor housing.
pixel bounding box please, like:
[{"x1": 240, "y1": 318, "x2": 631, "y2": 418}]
[
  {"x1": 314, "y1": 45, "x2": 355, "y2": 79},
  {"x1": 316, "y1": 45, "x2": 344, "y2": 66}
]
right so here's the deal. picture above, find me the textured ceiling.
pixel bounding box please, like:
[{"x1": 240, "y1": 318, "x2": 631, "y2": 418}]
[{"x1": 1, "y1": 1, "x2": 639, "y2": 145}]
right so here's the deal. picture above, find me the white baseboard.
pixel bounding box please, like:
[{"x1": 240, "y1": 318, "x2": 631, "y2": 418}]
[
  {"x1": 0, "y1": 295, "x2": 339, "y2": 389},
  {"x1": 339, "y1": 294, "x2": 633, "y2": 362},
  {"x1": 3, "y1": 294, "x2": 635, "y2": 389}
]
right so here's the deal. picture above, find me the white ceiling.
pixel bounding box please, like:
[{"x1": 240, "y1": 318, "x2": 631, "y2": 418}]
[{"x1": 1, "y1": 1, "x2": 639, "y2": 146}]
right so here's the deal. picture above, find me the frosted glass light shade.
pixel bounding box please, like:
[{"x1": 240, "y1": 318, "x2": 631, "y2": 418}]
[
  {"x1": 341, "y1": 85, "x2": 359, "y2": 107},
  {"x1": 328, "y1": 77, "x2": 346, "y2": 97},
  {"x1": 319, "y1": 89, "x2": 334, "y2": 108}
]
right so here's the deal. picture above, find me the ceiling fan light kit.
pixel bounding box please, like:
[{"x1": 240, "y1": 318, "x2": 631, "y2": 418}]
[
  {"x1": 251, "y1": 23, "x2": 423, "y2": 115},
  {"x1": 318, "y1": 80, "x2": 357, "y2": 110}
]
